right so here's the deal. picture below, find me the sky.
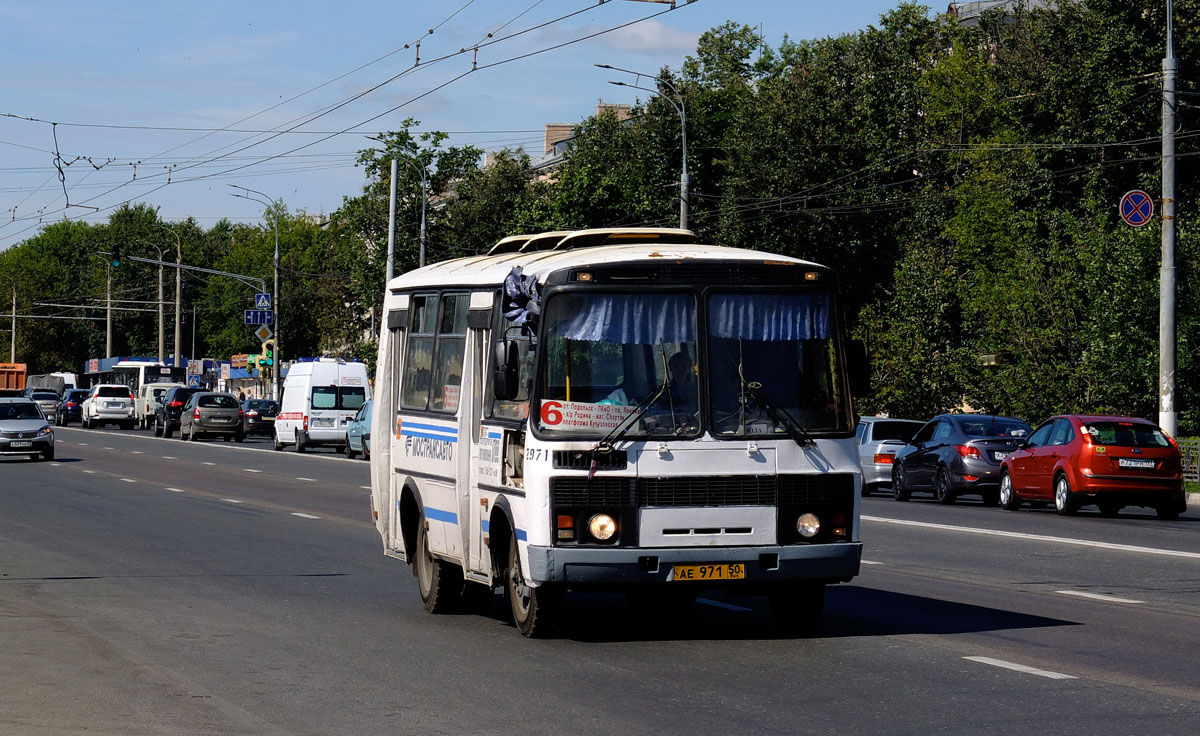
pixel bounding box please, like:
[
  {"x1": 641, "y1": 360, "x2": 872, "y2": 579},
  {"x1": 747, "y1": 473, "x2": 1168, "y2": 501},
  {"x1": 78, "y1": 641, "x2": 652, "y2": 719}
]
[{"x1": 0, "y1": 0, "x2": 922, "y2": 251}]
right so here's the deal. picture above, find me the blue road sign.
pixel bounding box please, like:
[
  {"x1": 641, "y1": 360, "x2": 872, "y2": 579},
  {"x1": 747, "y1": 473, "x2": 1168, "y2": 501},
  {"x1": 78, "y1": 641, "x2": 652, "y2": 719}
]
[
  {"x1": 188, "y1": 376, "x2": 201, "y2": 387},
  {"x1": 1120, "y1": 189, "x2": 1154, "y2": 227},
  {"x1": 255, "y1": 293, "x2": 271, "y2": 309},
  {"x1": 244, "y1": 309, "x2": 274, "y2": 325}
]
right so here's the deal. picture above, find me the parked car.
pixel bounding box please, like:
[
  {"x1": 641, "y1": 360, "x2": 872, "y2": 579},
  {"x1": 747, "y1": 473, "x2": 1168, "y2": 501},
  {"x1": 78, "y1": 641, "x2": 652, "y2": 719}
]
[
  {"x1": 137, "y1": 382, "x2": 185, "y2": 429},
  {"x1": 892, "y1": 414, "x2": 1031, "y2": 505},
  {"x1": 345, "y1": 399, "x2": 372, "y2": 460},
  {"x1": 154, "y1": 386, "x2": 203, "y2": 438},
  {"x1": 28, "y1": 391, "x2": 61, "y2": 423},
  {"x1": 999, "y1": 415, "x2": 1186, "y2": 519},
  {"x1": 241, "y1": 398, "x2": 280, "y2": 436},
  {"x1": 80, "y1": 384, "x2": 136, "y2": 429},
  {"x1": 179, "y1": 391, "x2": 244, "y2": 442},
  {"x1": 0, "y1": 397, "x2": 54, "y2": 460},
  {"x1": 856, "y1": 416, "x2": 925, "y2": 496},
  {"x1": 55, "y1": 388, "x2": 90, "y2": 426}
]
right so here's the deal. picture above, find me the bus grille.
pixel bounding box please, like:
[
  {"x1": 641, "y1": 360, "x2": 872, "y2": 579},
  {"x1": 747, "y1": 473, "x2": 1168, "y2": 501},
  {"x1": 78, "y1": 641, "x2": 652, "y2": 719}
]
[{"x1": 549, "y1": 474, "x2": 854, "y2": 509}]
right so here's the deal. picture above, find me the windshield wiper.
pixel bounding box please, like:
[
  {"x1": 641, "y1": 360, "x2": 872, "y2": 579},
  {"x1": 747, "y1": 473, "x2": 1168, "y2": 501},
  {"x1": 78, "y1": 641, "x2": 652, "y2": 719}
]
[
  {"x1": 741, "y1": 382, "x2": 815, "y2": 448},
  {"x1": 595, "y1": 376, "x2": 671, "y2": 454}
]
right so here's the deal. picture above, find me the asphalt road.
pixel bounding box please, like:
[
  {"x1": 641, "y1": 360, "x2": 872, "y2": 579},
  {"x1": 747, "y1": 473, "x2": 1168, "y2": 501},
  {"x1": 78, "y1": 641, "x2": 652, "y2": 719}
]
[{"x1": 2, "y1": 426, "x2": 1199, "y2": 735}]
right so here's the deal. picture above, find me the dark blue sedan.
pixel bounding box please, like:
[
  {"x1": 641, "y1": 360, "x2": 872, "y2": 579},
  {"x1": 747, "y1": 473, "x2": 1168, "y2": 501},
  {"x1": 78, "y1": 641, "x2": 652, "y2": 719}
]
[
  {"x1": 891, "y1": 414, "x2": 1031, "y2": 505},
  {"x1": 55, "y1": 388, "x2": 90, "y2": 426}
]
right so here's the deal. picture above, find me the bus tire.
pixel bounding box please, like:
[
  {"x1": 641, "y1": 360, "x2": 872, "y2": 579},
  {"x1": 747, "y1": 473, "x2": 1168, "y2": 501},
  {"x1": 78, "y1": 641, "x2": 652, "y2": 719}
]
[
  {"x1": 768, "y1": 582, "x2": 825, "y2": 636},
  {"x1": 506, "y1": 535, "x2": 562, "y2": 638},
  {"x1": 414, "y1": 521, "x2": 462, "y2": 614}
]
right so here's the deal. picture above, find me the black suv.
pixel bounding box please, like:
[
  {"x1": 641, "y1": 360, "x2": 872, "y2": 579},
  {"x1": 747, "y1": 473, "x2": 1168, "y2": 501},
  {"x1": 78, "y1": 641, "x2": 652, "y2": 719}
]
[{"x1": 154, "y1": 386, "x2": 202, "y2": 438}]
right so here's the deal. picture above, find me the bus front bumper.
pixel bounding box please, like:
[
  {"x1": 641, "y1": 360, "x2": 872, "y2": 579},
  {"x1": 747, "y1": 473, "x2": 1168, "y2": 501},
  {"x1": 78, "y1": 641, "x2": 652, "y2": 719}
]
[{"x1": 524, "y1": 542, "x2": 862, "y2": 587}]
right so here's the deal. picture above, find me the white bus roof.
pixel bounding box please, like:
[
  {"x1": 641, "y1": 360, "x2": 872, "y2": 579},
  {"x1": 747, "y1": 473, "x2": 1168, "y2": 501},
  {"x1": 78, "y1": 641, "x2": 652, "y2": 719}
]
[{"x1": 388, "y1": 228, "x2": 824, "y2": 292}]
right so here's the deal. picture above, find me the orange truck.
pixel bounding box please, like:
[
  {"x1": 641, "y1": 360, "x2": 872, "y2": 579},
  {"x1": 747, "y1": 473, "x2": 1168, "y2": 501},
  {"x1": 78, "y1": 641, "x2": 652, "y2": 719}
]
[{"x1": 0, "y1": 362, "x2": 28, "y2": 394}]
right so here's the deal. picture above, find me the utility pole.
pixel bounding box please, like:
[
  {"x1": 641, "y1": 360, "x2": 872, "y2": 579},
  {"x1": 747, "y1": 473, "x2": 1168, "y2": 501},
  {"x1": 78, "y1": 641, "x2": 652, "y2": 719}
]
[
  {"x1": 4, "y1": 276, "x2": 14, "y2": 362},
  {"x1": 229, "y1": 186, "x2": 282, "y2": 400},
  {"x1": 1160, "y1": 0, "x2": 1177, "y2": 436},
  {"x1": 105, "y1": 263, "x2": 113, "y2": 359},
  {"x1": 157, "y1": 249, "x2": 165, "y2": 362},
  {"x1": 386, "y1": 157, "x2": 398, "y2": 281}
]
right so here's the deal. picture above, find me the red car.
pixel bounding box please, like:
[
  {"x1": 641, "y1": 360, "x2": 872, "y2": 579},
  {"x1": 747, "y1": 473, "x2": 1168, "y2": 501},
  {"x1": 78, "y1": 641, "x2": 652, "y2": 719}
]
[{"x1": 998, "y1": 415, "x2": 1186, "y2": 519}]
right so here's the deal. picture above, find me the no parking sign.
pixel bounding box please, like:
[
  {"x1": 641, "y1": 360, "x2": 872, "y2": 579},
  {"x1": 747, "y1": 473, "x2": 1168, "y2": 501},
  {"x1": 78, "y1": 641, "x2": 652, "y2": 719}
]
[{"x1": 1119, "y1": 190, "x2": 1154, "y2": 227}]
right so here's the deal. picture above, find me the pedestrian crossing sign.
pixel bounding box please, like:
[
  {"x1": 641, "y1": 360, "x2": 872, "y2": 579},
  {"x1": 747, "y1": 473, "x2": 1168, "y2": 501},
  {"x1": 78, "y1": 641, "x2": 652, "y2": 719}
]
[{"x1": 255, "y1": 293, "x2": 271, "y2": 309}]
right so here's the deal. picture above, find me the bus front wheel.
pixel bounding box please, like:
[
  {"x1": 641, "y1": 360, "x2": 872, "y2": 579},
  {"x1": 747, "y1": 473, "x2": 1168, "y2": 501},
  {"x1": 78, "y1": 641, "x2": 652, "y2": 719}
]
[
  {"x1": 506, "y1": 535, "x2": 562, "y2": 638},
  {"x1": 414, "y1": 521, "x2": 462, "y2": 614}
]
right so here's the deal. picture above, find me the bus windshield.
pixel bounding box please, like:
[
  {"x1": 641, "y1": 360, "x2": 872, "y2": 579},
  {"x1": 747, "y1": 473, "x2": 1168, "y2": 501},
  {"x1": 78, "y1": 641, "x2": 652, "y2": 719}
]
[
  {"x1": 706, "y1": 291, "x2": 848, "y2": 436},
  {"x1": 537, "y1": 292, "x2": 698, "y2": 437}
]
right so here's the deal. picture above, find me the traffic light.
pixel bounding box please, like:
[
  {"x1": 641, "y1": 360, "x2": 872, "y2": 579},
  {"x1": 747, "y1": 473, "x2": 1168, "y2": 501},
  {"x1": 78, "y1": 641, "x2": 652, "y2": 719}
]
[
  {"x1": 262, "y1": 339, "x2": 275, "y2": 367},
  {"x1": 110, "y1": 243, "x2": 121, "y2": 268}
]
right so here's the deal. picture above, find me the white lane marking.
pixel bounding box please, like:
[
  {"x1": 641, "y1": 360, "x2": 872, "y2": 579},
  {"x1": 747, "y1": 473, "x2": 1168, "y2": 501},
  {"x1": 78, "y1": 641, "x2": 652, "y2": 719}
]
[
  {"x1": 360, "y1": 485, "x2": 371, "y2": 490},
  {"x1": 120, "y1": 478, "x2": 137, "y2": 483},
  {"x1": 295, "y1": 477, "x2": 316, "y2": 482},
  {"x1": 697, "y1": 598, "x2": 753, "y2": 612},
  {"x1": 861, "y1": 560, "x2": 883, "y2": 565},
  {"x1": 103, "y1": 447, "x2": 114, "y2": 450},
  {"x1": 131, "y1": 451, "x2": 143, "y2": 454},
  {"x1": 862, "y1": 516, "x2": 1200, "y2": 560},
  {"x1": 162, "y1": 456, "x2": 176, "y2": 460},
  {"x1": 222, "y1": 499, "x2": 244, "y2": 504},
  {"x1": 1056, "y1": 590, "x2": 1144, "y2": 604},
  {"x1": 78, "y1": 443, "x2": 87, "y2": 446},
  {"x1": 203, "y1": 462, "x2": 216, "y2": 466},
  {"x1": 166, "y1": 488, "x2": 186, "y2": 493},
  {"x1": 50, "y1": 463, "x2": 61, "y2": 467},
  {"x1": 243, "y1": 468, "x2": 262, "y2": 473},
  {"x1": 82, "y1": 469, "x2": 96, "y2": 474},
  {"x1": 292, "y1": 512, "x2": 321, "y2": 519},
  {"x1": 963, "y1": 656, "x2": 1076, "y2": 680}
]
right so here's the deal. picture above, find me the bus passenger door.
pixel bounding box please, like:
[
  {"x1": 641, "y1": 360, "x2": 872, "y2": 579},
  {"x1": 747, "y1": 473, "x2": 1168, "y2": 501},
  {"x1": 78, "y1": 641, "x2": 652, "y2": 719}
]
[{"x1": 462, "y1": 298, "x2": 493, "y2": 576}]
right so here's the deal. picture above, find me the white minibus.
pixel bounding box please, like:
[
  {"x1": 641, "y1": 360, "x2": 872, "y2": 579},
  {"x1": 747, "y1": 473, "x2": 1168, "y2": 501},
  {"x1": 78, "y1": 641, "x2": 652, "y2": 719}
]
[
  {"x1": 275, "y1": 358, "x2": 370, "y2": 452},
  {"x1": 369, "y1": 228, "x2": 868, "y2": 637}
]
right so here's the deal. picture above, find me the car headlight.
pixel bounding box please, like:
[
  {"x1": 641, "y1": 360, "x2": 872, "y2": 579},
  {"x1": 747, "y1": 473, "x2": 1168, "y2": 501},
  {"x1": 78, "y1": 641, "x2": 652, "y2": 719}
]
[
  {"x1": 796, "y1": 513, "x2": 820, "y2": 538},
  {"x1": 37, "y1": 426, "x2": 52, "y2": 437},
  {"x1": 588, "y1": 513, "x2": 617, "y2": 541}
]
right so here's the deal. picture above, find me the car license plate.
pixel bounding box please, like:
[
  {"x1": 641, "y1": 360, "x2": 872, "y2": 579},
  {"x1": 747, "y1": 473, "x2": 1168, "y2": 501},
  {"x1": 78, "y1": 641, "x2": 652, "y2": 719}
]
[
  {"x1": 993, "y1": 451, "x2": 1009, "y2": 460},
  {"x1": 313, "y1": 418, "x2": 334, "y2": 427},
  {"x1": 105, "y1": 402, "x2": 120, "y2": 409},
  {"x1": 1118, "y1": 458, "x2": 1155, "y2": 469},
  {"x1": 672, "y1": 563, "x2": 745, "y2": 581},
  {"x1": 10, "y1": 441, "x2": 32, "y2": 448}
]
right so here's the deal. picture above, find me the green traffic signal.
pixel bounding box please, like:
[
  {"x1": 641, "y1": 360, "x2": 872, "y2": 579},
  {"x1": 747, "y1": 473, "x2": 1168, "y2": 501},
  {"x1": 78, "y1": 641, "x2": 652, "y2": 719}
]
[{"x1": 111, "y1": 243, "x2": 121, "y2": 268}]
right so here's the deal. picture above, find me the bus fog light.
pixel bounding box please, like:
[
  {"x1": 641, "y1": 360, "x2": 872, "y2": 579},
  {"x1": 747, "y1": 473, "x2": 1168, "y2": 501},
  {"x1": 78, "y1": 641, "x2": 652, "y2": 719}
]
[
  {"x1": 588, "y1": 513, "x2": 617, "y2": 541},
  {"x1": 796, "y1": 513, "x2": 820, "y2": 538}
]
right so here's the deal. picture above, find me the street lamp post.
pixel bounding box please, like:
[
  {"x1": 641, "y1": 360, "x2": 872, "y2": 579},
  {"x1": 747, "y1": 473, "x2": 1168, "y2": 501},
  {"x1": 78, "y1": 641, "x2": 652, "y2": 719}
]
[
  {"x1": 154, "y1": 225, "x2": 183, "y2": 369},
  {"x1": 229, "y1": 186, "x2": 281, "y2": 401},
  {"x1": 367, "y1": 137, "x2": 430, "y2": 276},
  {"x1": 597, "y1": 63, "x2": 689, "y2": 229},
  {"x1": 2, "y1": 275, "x2": 14, "y2": 362}
]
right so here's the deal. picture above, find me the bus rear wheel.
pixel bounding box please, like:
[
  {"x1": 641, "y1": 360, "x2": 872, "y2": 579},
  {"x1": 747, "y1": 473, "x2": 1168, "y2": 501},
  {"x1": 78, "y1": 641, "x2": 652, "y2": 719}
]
[
  {"x1": 414, "y1": 522, "x2": 462, "y2": 614},
  {"x1": 506, "y1": 535, "x2": 562, "y2": 638}
]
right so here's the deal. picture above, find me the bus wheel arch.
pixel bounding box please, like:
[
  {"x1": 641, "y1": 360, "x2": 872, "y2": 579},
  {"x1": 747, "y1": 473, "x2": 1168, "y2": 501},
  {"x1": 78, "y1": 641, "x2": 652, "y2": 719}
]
[{"x1": 399, "y1": 483, "x2": 422, "y2": 563}]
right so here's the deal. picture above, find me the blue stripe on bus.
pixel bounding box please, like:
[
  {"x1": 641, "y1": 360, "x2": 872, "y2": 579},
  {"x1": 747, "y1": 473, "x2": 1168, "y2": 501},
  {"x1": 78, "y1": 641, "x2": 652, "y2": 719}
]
[
  {"x1": 480, "y1": 520, "x2": 525, "y2": 541},
  {"x1": 516, "y1": 528, "x2": 527, "y2": 541},
  {"x1": 401, "y1": 430, "x2": 460, "y2": 443},
  {"x1": 403, "y1": 421, "x2": 457, "y2": 434},
  {"x1": 424, "y1": 507, "x2": 458, "y2": 524}
]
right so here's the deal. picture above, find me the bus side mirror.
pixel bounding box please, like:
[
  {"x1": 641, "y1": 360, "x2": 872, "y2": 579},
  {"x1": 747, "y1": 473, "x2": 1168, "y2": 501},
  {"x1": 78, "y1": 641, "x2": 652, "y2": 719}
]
[
  {"x1": 848, "y1": 339, "x2": 870, "y2": 397},
  {"x1": 493, "y1": 340, "x2": 519, "y2": 401}
]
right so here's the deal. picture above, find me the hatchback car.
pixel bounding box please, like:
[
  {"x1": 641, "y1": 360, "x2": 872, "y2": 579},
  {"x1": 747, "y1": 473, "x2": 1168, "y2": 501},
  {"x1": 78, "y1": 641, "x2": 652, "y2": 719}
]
[
  {"x1": 345, "y1": 399, "x2": 372, "y2": 460},
  {"x1": 856, "y1": 416, "x2": 924, "y2": 496},
  {"x1": 28, "y1": 391, "x2": 61, "y2": 422},
  {"x1": 242, "y1": 398, "x2": 280, "y2": 436},
  {"x1": 999, "y1": 415, "x2": 1186, "y2": 519},
  {"x1": 892, "y1": 414, "x2": 1031, "y2": 504},
  {"x1": 154, "y1": 386, "x2": 202, "y2": 438},
  {"x1": 180, "y1": 392, "x2": 244, "y2": 442},
  {"x1": 55, "y1": 389, "x2": 90, "y2": 426},
  {"x1": 0, "y1": 397, "x2": 55, "y2": 460},
  {"x1": 81, "y1": 384, "x2": 136, "y2": 429}
]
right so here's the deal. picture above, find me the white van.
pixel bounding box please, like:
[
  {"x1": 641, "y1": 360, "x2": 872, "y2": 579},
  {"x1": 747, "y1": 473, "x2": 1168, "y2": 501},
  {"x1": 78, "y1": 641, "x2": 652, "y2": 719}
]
[
  {"x1": 136, "y1": 382, "x2": 186, "y2": 429},
  {"x1": 274, "y1": 358, "x2": 370, "y2": 452}
]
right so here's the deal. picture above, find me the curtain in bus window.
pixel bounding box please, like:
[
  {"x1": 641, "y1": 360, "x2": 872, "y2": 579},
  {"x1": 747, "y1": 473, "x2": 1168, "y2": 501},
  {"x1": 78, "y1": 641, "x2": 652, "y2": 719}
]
[
  {"x1": 547, "y1": 293, "x2": 696, "y2": 344},
  {"x1": 708, "y1": 293, "x2": 831, "y2": 341}
]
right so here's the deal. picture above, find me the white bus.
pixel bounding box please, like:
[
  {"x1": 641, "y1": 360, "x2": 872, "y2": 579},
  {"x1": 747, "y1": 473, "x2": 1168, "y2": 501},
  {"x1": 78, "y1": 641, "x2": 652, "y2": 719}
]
[
  {"x1": 369, "y1": 228, "x2": 868, "y2": 637},
  {"x1": 87, "y1": 360, "x2": 187, "y2": 391}
]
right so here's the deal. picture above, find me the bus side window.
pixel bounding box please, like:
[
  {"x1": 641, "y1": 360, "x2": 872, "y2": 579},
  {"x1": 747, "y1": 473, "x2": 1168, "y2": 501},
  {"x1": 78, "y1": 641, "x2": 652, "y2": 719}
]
[
  {"x1": 401, "y1": 294, "x2": 437, "y2": 410},
  {"x1": 431, "y1": 294, "x2": 469, "y2": 413}
]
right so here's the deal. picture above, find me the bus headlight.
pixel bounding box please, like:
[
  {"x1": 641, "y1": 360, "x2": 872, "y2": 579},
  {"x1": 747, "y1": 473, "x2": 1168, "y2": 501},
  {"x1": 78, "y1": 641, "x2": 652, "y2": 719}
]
[
  {"x1": 796, "y1": 513, "x2": 820, "y2": 538},
  {"x1": 588, "y1": 513, "x2": 617, "y2": 541}
]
